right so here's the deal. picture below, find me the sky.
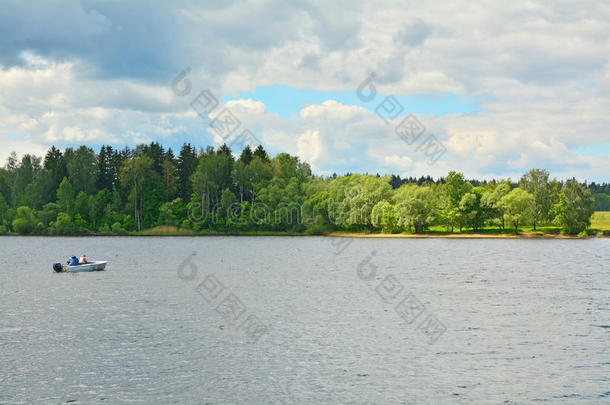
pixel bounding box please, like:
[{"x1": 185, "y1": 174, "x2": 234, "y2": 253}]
[{"x1": 0, "y1": 0, "x2": 608, "y2": 181}]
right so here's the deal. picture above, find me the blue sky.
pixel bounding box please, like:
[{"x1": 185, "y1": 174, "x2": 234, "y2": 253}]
[
  {"x1": 225, "y1": 86, "x2": 481, "y2": 119},
  {"x1": 572, "y1": 142, "x2": 610, "y2": 159},
  {"x1": 0, "y1": 0, "x2": 608, "y2": 181}
]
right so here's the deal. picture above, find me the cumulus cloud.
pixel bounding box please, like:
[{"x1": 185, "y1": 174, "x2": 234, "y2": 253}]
[
  {"x1": 0, "y1": 0, "x2": 608, "y2": 181},
  {"x1": 383, "y1": 155, "x2": 414, "y2": 173}
]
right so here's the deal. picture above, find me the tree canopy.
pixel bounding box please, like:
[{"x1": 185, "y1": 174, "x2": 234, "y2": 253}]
[{"x1": 0, "y1": 143, "x2": 604, "y2": 236}]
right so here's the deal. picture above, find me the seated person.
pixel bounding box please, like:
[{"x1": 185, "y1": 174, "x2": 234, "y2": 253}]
[{"x1": 79, "y1": 255, "x2": 88, "y2": 264}]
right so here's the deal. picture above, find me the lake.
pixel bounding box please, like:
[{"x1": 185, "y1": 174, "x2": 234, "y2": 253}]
[{"x1": 1, "y1": 236, "x2": 608, "y2": 404}]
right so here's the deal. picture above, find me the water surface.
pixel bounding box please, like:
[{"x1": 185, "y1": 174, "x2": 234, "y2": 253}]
[{"x1": 1, "y1": 236, "x2": 608, "y2": 404}]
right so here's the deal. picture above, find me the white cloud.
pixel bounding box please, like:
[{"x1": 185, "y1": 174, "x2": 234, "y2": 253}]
[
  {"x1": 382, "y1": 155, "x2": 413, "y2": 173},
  {"x1": 297, "y1": 130, "x2": 322, "y2": 168},
  {"x1": 0, "y1": 0, "x2": 608, "y2": 181}
]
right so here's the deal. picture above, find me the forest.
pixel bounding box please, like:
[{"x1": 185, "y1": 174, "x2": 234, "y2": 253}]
[{"x1": 1, "y1": 142, "x2": 607, "y2": 237}]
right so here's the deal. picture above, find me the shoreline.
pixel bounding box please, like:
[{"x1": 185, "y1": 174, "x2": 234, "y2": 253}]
[
  {"x1": 1, "y1": 231, "x2": 607, "y2": 239},
  {"x1": 325, "y1": 232, "x2": 592, "y2": 239}
]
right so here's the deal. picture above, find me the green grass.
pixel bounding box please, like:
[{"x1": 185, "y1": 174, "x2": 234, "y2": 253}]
[
  {"x1": 22, "y1": 212, "x2": 608, "y2": 237},
  {"x1": 424, "y1": 224, "x2": 558, "y2": 235},
  {"x1": 131, "y1": 227, "x2": 314, "y2": 237},
  {"x1": 591, "y1": 211, "x2": 610, "y2": 231},
  {"x1": 131, "y1": 226, "x2": 196, "y2": 236}
]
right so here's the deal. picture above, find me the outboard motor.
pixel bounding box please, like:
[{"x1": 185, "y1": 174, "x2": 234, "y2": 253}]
[{"x1": 53, "y1": 263, "x2": 64, "y2": 272}]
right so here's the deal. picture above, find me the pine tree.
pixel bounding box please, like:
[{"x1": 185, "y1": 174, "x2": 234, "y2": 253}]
[
  {"x1": 253, "y1": 145, "x2": 270, "y2": 163},
  {"x1": 238, "y1": 145, "x2": 253, "y2": 165},
  {"x1": 177, "y1": 143, "x2": 198, "y2": 201},
  {"x1": 97, "y1": 145, "x2": 112, "y2": 191}
]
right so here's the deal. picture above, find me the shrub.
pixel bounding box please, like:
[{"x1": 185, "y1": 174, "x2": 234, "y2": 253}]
[
  {"x1": 122, "y1": 215, "x2": 134, "y2": 231},
  {"x1": 305, "y1": 223, "x2": 327, "y2": 235},
  {"x1": 111, "y1": 222, "x2": 127, "y2": 235},
  {"x1": 12, "y1": 206, "x2": 37, "y2": 234},
  {"x1": 74, "y1": 214, "x2": 88, "y2": 232},
  {"x1": 35, "y1": 221, "x2": 46, "y2": 233},
  {"x1": 53, "y1": 212, "x2": 74, "y2": 235}
]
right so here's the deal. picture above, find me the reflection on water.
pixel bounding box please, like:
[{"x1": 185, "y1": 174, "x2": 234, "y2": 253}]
[{"x1": 1, "y1": 236, "x2": 609, "y2": 404}]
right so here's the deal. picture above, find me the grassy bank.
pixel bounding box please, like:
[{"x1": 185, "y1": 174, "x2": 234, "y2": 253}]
[
  {"x1": 132, "y1": 212, "x2": 610, "y2": 238},
  {"x1": 327, "y1": 231, "x2": 585, "y2": 239},
  {"x1": 591, "y1": 211, "x2": 610, "y2": 231},
  {"x1": 3, "y1": 212, "x2": 610, "y2": 238},
  {"x1": 131, "y1": 227, "x2": 309, "y2": 237}
]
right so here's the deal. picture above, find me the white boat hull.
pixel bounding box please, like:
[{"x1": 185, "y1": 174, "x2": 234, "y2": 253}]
[{"x1": 62, "y1": 261, "x2": 107, "y2": 272}]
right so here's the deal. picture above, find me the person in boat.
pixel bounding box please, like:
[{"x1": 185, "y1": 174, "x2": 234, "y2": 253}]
[
  {"x1": 79, "y1": 254, "x2": 88, "y2": 264},
  {"x1": 67, "y1": 256, "x2": 79, "y2": 266}
]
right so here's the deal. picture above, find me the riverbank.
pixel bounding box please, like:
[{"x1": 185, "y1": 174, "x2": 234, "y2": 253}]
[
  {"x1": 133, "y1": 226, "x2": 610, "y2": 238},
  {"x1": 2, "y1": 229, "x2": 608, "y2": 238},
  {"x1": 326, "y1": 232, "x2": 595, "y2": 239},
  {"x1": 2, "y1": 221, "x2": 609, "y2": 238}
]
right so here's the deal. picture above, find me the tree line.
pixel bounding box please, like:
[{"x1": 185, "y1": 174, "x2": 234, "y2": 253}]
[{"x1": 0, "y1": 142, "x2": 605, "y2": 236}]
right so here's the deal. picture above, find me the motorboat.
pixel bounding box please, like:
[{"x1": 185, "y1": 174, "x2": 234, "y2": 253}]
[{"x1": 53, "y1": 261, "x2": 107, "y2": 273}]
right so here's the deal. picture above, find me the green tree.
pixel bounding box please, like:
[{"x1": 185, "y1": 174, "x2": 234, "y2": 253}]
[
  {"x1": 177, "y1": 143, "x2": 198, "y2": 201},
  {"x1": 5, "y1": 151, "x2": 18, "y2": 171},
  {"x1": 110, "y1": 186, "x2": 122, "y2": 222},
  {"x1": 395, "y1": 185, "x2": 437, "y2": 233},
  {"x1": 162, "y1": 158, "x2": 179, "y2": 202},
  {"x1": 89, "y1": 190, "x2": 108, "y2": 229},
  {"x1": 519, "y1": 169, "x2": 552, "y2": 230},
  {"x1": 3, "y1": 142, "x2": 606, "y2": 238},
  {"x1": 500, "y1": 188, "x2": 534, "y2": 234},
  {"x1": 12, "y1": 154, "x2": 41, "y2": 206},
  {"x1": 26, "y1": 169, "x2": 57, "y2": 208},
  {"x1": 157, "y1": 198, "x2": 185, "y2": 227},
  {"x1": 593, "y1": 193, "x2": 610, "y2": 211},
  {"x1": 437, "y1": 192, "x2": 458, "y2": 232},
  {"x1": 253, "y1": 145, "x2": 270, "y2": 163},
  {"x1": 271, "y1": 153, "x2": 312, "y2": 188},
  {"x1": 53, "y1": 212, "x2": 74, "y2": 235},
  {"x1": 140, "y1": 142, "x2": 165, "y2": 176},
  {"x1": 442, "y1": 171, "x2": 472, "y2": 231},
  {"x1": 231, "y1": 161, "x2": 252, "y2": 203},
  {"x1": 329, "y1": 175, "x2": 392, "y2": 229},
  {"x1": 97, "y1": 145, "x2": 116, "y2": 191},
  {"x1": 371, "y1": 200, "x2": 397, "y2": 233},
  {"x1": 0, "y1": 193, "x2": 9, "y2": 226},
  {"x1": 12, "y1": 206, "x2": 37, "y2": 234},
  {"x1": 552, "y1": 179, "x2": 595, "y2": 235},
  {"x1": 220, "y1": 188, "x2": 237, "y2": 222},
  {"x1": 481, "y1": 181, "x2": 511, "y2": 230},
  {"x1": 238, "y1": 145, "x2": 254, "y2": 165},
  {"x1": 192, "y1": 152, "x2": 233, "y2": 217},
  {"x1": 39, "y1": 202, "x2": 59, "y2": 229},
  {"x1": 66, "y1": 146, "x2": 98, "y2": 195},
  {"x1": 0, "y1": 167, "x2": 12, "y2": 208},
  {"x1": 56, "y1": 177, "x2": 74, "y2": 214},
  {"x1": 248, "y1": 157, "x2": 273, "y2": 197},
  {"x1": 74, "y1": 191, "x2": 90, "y2": 225},
  {"x1": 43, "y1": 146, "x2": 66, "y2": 189},
  {"x1": 141, "y1": 172, "x2": 164, "y2": 228},
  {"x1": 302, "y1": 190, "x2": 333, "y2": 233},
  {"x1": 458, "y1": 188, "x2": 484, "y2": 231},
  {"x1": 73, "y1": 213, "x2": 87, "y2": 232},
  {"x1": 120, "y1": 155, "x2": 154, "y2": 231}
]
